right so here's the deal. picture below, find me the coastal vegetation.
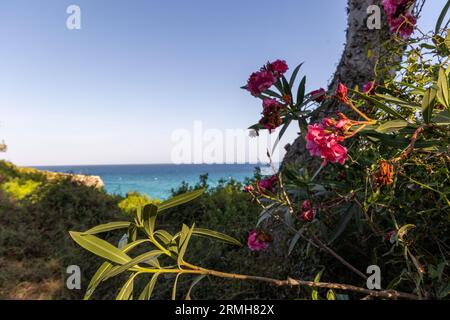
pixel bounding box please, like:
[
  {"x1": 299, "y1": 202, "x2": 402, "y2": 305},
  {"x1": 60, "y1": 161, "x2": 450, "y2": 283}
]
[
  {"x1": 67, "y1": 0, "x2": 449, "y2": 300},
  {"x1": 1, "y1": 0, "x2": 449, "y2": 301}
]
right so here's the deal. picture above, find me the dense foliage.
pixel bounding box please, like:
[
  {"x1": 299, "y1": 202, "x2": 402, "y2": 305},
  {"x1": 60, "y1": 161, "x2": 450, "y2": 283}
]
[{"x1": 242, "y1": 1, "x2": 450, "y2": 300}]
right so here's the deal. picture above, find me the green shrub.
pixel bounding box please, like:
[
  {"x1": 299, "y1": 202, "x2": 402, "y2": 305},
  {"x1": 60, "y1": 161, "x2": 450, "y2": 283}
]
[
  {"x1": 1, "y1": 178, "x2": 41, "y2": 200},
  {"x1": 118, "y1": 192, "x2": 160, "y2": 215}
]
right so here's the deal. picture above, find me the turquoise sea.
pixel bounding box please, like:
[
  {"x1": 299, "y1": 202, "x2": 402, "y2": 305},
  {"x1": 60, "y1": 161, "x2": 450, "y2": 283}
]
[{"x1": 34, "y1": 164, "x2": 272, "y2": 200}]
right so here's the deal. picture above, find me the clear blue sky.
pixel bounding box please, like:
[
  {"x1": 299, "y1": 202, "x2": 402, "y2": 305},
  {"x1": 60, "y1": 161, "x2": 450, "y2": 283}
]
[{"x1": 0, "y1": 0, "x2": 446, "y2": 165}]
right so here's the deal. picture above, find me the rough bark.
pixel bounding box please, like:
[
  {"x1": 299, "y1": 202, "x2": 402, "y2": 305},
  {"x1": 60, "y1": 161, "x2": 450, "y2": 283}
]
[{"x1": 282, "y1": 0, "x2": 403, "y2": 167}]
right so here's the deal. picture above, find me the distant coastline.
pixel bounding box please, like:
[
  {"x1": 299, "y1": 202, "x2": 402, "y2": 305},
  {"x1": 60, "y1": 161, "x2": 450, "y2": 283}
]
[{"x1": 32, "y1": 163, "x2": 273, "y2": 199}]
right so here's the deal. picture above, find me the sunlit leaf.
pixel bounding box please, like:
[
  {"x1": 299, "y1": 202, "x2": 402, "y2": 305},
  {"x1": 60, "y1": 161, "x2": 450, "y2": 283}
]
[
  {"x1": 82, "y1": 222, "x2": 131, "y2": 235},
  {"x1": 158, "y1": 189, "x2": 205, "y2": 212},
  {"x1": 192, "y1": 228, "x2": 242, "y2": 247},
  {"x1": 422, "y1": 87, "x2": 437, "y2": 124},
  {"x1": 116, "y1": 273, "x2": 137, "y2": 300},
  {"x1": 69, "y1": 232, "x2": 131, "y2": 265},
  {"x1": 375, "y1": 120, "x2": 409, "y2": 133},
  {"x1": 84, "y1": 262, "x2": 113, "y2": 300},
  {"x1": 139, "y1": 273, "x2": 161, "y2": 300},
  {"x1": 312, "y1": 270, "x2": 324, "y2": 300},
  {"x1": 104, "y1": 250, "x2": 163, "y2": 280}
]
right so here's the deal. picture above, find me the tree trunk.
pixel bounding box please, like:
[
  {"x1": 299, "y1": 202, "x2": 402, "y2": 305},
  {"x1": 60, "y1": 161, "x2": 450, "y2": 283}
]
[{"x1": 282, "y1": 0, "x2": 404, "y2": 166}]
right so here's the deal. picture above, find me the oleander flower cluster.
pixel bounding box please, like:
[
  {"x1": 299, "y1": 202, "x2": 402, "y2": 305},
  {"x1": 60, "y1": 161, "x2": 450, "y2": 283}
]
[
  {"x1": 306, "y1": 114, "x2": 350, "y2": 165},
  {"x1": 382, "y1": 0, "x2": 417, "y2": 38},
  {"x1": 246, "y1": 60, "x2": 289, "y2": 96}
]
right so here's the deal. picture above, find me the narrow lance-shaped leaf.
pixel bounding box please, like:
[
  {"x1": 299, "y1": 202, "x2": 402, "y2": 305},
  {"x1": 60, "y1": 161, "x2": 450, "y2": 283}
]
[
  {"x1": 312, "y1": 270, "x2": 324, "y2": 300},
  {"x1": 375, "y1": 120, "x2": 409, "y2": 133},
  {"x1": 422, "y1": 87, "x2": 437, "y2": 124},
  {"x1": 289, "y1": 63, "x2": 304, "y2": 89},
  {"x1": 350, "y1": 89, "x2": 405, "y2": 120},
  {"x1": 158, "y1": 188, "x2": 205, "y2": 212},
  {"x1": 139, "y1": 273, "x2": 161, "y2": 300},
  {"x1": 192, "y1": 228, "x2": 242, "y2": 247},
  {"x1": 178, "y1": 224, "x2": 195, "y2": 267},
  {"x1": 142, "y1": 203, "x2": 158, "y2": 237},
  {"x1": 82, "y1": 221, "x2": 131, "y2": 235},
  {"x1": 435, "y1": 1, "x2": 450, "y2": 34},
  {"x1": 104, "y1": 250, "x2": 163, "y2": 280},
  {"x1": 172, "y1": 272, "x2": 183, "y2": 301},
  {"x1": 84, "y1": 262, "x2": 113, "y2": 300},
  {"x1": 116, "y1": 273, "x2": 138, "y2": 300},
  {"x1": 437, "y1": 68, "x2": 449, "y2": 110},
  {"x1": 296, "y1": 76, "x2": 306, "y2": 106},
  {"x1": 69, "y1": 232, "x2": 131, "y2": 265},
  {"x1": 186, "y1": 275, "x2": 207, "y2": 300}
]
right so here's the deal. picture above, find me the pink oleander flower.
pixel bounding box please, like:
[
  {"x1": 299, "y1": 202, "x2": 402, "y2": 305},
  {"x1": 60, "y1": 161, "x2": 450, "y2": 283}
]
[
  {"x1": 247, "y1": 70, "x2": 276, "y2": 96},
  {"x1": 258, "y1": 175, "x2": 277, "y2": 194},
  {"x1": 268, "y1": 59, "x2": 288, "y2": 77},
  {"x1": 247, "y1": 229, "x2": 270, "y2": 251},
  {"x1": 299, "y1": 200, "x2": 314, "y2": 222},
  {"x1": 363, "y1": 81, "x2": 376, "y2": 95},
  {"x1": 305, "y1": 119, "x2": 349, "y2": 165},
  {"x1": 243, "y1": 185, "x2": 254, "y2": 192},
  {"x1": 336, "y1": 82, "x2": 348, "y2": 102},
  {"x1": 306, "y1": 124, "x2": 325, "y2": 157},
  {"x1": 389, "y1": 13, "x2": 416, "y2": 39},
  {"x1": 310, "y1": 88, "x2": 326, "y2": 103},
  {"x1": 321, "y1": 143, "x2": 348, "y2": 165},
  {"x1": 382, "y1": 0, "x2": 416, "y2": 39}
]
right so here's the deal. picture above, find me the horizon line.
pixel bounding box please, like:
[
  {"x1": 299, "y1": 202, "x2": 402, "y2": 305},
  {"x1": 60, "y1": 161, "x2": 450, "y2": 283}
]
[{"x1": 29, "y1": 162, "x2": 278, "y2": 167}]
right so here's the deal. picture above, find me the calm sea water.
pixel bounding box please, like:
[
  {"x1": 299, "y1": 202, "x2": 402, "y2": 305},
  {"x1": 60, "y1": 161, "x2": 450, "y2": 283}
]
[{"x1": 34, "y1": 164, "x2": 272, "y2": 200}]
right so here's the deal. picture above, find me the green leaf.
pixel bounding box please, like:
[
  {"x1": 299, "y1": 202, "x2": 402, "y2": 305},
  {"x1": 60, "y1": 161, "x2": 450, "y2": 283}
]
[
  {"x1": 289, "y1": 63, "x2": 303, "y2": 89},
  {"x1": 271, "y1": 119, "x2": 291, "y2": 155},
  {"x1": 326, "y1": 289, "x2": 336, "y2": 300},
  {"x1": 154, "y1": 230, "x2": 175, "y2": 244},
  {"x1": 84, "y1": 262, "x2": 113, "y2": 300},
  {"x1": 138, "y1": 273, "x2": 161, "y2": 300},
  {"x1": 288, "y1": 229, "x2": 303, "y2": 256},
  {"x1": 121, "y1": 239, "x2": 151, "y2": 254},
  {"x1": 158, "y1": 188, "x2": 205, "y2": 212},
  {"x1": 264, "y1": 89, "x2": 283, "y2": 99},
  {"x1": 281, "y1": 76, "x2": 292, "y2": 97},
  {"x1": 437, "y1": 68, "x2": 450, "y2": 110},
  {"x1": 422, "y1": 88, "x2": 437, "y2": 124},
  {"x1": 82, "y1": 221, "x2": 131, "y2": 235},
  {"x1": 172, "y1": 272, "x2": 183, "y2": 300},
  {"x1": 350, "y1": 89, "x2": 405, "y2": 119},
  {"x1": 192, "y1": 228, "x2": 242, "y2": 247},
  {"x1": 375, "y1": 120, "x2": 409, "y2": 133},
  {"x1": 116, "y1": 273, "x2": 137, "y2": 300},
  {"x1": 186, "y1": 275, "x2": 207, "y2": 300},
  {"x1": 328, "y1": 204, "x2": 356, "y2": 244},
  {"x1": 296, "y1": 76, "x2": 306, "y2": 105},
  {"x1": 397, "y1": 224, "x2": 415, "y2": 242},
  {"x1": 435, "y1": 1, "x2": 450, "y2": 34},
  {"x1": 375, "y1": 94, "x2": 421, "y2": 109},
  {"x1": 312, "y1": 270, "x2": 324, "y2": 300},
  {"x1": 142, "y1": 203, "x2": 158, "y2": 237},
  {"x1": 69, "y1": 232, "x2": 131, "y2": 265},
  {"x1": 445, "y1": 30, "x2": 450, "y2": 50},
  {"x1": 104, "y1": 250, "x2": 163, "y2": 280},
  {"x1": 178, "y1": 224, "x2": 195, "y2": 267}
]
